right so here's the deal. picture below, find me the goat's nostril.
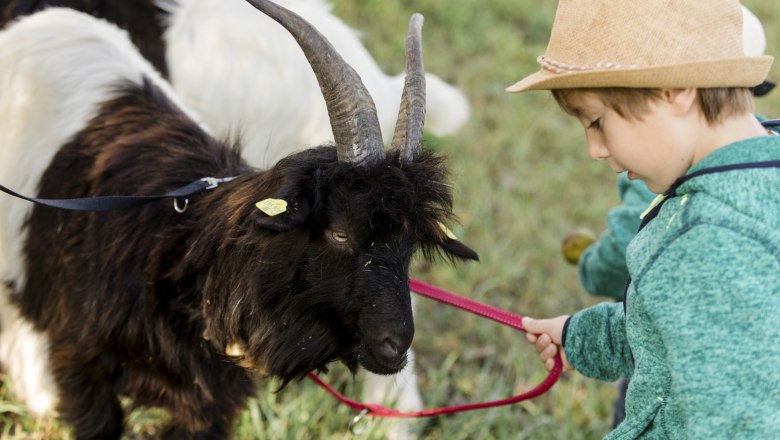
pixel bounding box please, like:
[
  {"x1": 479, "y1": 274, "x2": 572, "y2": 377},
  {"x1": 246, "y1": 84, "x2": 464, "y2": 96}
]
[
  {"x1": 384, "y1": 338, "x2": 400, "y2": 356},
  {"x1": 374, "y1": 337, "x2": 402, "y2": 364}
]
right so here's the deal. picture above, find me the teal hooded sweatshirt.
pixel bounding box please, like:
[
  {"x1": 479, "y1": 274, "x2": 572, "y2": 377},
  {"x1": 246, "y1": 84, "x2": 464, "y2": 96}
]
[{"x1": 564, "y1": 133, "x2": 780, "y2": 439}]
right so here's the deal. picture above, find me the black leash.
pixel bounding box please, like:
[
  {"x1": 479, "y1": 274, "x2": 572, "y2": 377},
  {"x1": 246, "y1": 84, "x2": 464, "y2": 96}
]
[{"x1": 0, "y1": 176, "x2": 237, "y2": 212}]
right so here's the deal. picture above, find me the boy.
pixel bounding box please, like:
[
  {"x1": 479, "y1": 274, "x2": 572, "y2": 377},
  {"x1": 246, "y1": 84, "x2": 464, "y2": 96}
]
[
  {"x1": 511, "y1": 0, "x2": 780, "y2": 438},
  {"x1": 568, "y1": 5, "x2": 776, "y2": 303},
  {"x1": 562, "y1": 6, "x2": 776, "y2": 428}
]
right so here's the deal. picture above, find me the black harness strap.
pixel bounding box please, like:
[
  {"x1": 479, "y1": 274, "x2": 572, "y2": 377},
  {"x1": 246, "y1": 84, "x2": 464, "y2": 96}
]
[
  {"x1": 637, "y1": 160, "x2": 780, "y2": 229},
  {"x1": 0, "y1": 176, "x2": 237, "y2": 212},
  {"x1": 763, "y1": 118, "x2": 780, "y2": 128},
  {"x1": 623, "y1": 119, "x2": 780, "y2": 309}
]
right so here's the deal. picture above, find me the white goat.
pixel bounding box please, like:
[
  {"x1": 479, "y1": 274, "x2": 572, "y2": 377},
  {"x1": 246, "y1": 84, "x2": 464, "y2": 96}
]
[{"x1": 164, "y1": 0, "x2": 470, "y2": 167}]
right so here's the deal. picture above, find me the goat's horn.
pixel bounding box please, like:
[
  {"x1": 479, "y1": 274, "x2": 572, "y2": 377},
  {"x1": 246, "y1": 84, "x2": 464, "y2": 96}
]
[
  {"x1": 244, "y1": 0, "x2": 384, "y2": 165},
  {"x1": 390, "y1": 14, "x2": 426, "y2": 162}
]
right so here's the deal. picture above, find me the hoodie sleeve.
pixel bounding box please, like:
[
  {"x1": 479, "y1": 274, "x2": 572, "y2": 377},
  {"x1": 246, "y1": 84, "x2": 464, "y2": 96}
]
[
  {"x1": 578, "y1": 174, "x2": 655, "y2": 300},
  {"x1": 563, "y1": 301, "x2": 634, "y2": 381}
]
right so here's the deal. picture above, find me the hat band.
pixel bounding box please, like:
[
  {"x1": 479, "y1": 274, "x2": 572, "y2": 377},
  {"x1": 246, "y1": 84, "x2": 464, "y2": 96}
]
[{"x1": 538, "y1": 55, "x2": 639, "y2": 74}]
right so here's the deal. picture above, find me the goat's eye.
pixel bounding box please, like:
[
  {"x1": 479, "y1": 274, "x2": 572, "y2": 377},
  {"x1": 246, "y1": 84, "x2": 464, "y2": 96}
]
[{"x1": 328, "y1": 230, "x2": 349, "y2": 244}]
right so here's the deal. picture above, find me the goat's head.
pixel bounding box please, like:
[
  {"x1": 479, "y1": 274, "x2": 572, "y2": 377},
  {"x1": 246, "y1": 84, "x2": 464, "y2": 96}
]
[{"x1": 197, "y1": 0, "x2": 477, "y2": 383}]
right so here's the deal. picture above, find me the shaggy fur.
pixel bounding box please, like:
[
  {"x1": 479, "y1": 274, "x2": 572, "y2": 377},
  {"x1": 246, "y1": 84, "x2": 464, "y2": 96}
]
[
  {"x1": 0, "y1": 5, "x2": 470, "y2": 429},
  {"x1": 0, "y1": 8, "x2": 186, "y2": 416},
  {"x1": 1, "y1": 9, "x2": 476, "y2": 438}
]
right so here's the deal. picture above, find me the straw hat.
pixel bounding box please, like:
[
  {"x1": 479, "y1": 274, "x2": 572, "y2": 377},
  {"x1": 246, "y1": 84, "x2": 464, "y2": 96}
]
[{"x1": 506, "y1": 0, "x2": 774, "y2": 92}]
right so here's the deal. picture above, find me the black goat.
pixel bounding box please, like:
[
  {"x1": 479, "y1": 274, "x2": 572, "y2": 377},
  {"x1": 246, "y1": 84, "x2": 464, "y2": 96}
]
[
  {"x1": 0, "y1": 1, "x2": 476, "y2": 438},
  {"x1": 0, "y1": 2, "x2": 472, "y2": 428}
]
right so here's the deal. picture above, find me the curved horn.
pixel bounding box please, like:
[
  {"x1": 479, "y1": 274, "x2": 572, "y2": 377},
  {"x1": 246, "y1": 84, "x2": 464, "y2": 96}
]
[
  {"x1": 244, "y1": 0, "x2": 384, "y2": 165},
  {"x1": 390, "y1": 13, "x2": 426, "y2": 162}
]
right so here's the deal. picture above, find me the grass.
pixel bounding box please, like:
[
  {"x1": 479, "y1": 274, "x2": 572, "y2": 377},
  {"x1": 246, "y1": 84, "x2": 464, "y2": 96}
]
[{"x1": 1, "y1": 0, "x2": 779, "y2": 438}]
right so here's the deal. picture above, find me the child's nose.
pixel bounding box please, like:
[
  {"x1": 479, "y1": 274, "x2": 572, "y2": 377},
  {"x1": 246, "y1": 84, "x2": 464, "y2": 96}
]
[{"x1": 587, "y1": 138, "x2": 609, "y2": 161}]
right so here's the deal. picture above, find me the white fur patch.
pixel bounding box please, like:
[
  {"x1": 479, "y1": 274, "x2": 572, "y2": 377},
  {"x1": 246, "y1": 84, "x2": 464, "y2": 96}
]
[
  {"x1": 0, "y1": 8, "x2": 177, "y2": 286},
  {"x1": 0, "y1": 289, "x2": 58, "y2": 416}
]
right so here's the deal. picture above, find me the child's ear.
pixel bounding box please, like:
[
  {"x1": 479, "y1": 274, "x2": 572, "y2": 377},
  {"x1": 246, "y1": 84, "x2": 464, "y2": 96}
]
[{"x1": 664, "y1": 88, "x2": 698, "y2": 116}]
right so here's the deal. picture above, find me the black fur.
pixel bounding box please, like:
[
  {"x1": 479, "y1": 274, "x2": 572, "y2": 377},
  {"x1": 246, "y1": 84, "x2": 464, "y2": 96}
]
[{"x1": 18, "y1": 79, "x2": 477, "y2": 438}]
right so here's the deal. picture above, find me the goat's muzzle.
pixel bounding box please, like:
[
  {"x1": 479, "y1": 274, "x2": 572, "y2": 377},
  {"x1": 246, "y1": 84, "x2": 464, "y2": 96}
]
[{"x1": 357, "y1": 321, "x2": 414, "y2": 375}]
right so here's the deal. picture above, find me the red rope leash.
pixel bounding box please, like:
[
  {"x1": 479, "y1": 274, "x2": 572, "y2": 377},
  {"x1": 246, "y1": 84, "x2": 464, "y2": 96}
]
[{"x1": 307, "y1": 278, "x2": 563, "y2": 422}]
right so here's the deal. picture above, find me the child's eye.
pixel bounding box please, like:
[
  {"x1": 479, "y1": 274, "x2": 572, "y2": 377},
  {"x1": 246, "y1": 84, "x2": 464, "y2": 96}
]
[{"x1": 587, "y1": 118, "x2": 601, "y2": 130}]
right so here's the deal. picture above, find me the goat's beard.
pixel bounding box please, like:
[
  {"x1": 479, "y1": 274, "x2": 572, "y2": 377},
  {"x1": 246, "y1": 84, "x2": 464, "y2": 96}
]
[{"x1": 241, "y1": 317, "x2": 360, "y2": 387}]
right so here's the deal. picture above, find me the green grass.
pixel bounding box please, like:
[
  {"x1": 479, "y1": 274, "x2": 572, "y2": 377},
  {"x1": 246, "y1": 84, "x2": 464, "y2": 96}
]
[{"x1": 2, "y1": 0, "x2": 779, "y2": 438}]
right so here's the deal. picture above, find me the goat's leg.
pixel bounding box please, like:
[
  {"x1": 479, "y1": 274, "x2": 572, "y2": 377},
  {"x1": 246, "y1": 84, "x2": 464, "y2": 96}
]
[
  {"x1": 161, "y1": 380, "x2": 250, "y2": 440},
  {"x1": 0, "y1": 283, "x2": 59, "y2": 416},
  {"x1": 160, "y1": 423, "x2": 233, "y2": 440},
  {"x1": 160, "y1": 412, "x2": 236, "y2": 440},
  {"x1": 161, "y1": 407, "x2": 241, "y2": 439},
  {"x1": 51, "y1": 346, "x2": 123, "y2": 440}
]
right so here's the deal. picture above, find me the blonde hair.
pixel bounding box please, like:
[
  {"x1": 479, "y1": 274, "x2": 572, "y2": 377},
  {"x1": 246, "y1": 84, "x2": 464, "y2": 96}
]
[{"x1": 552, "y1": 87, "x2": 754, "y2": 125}]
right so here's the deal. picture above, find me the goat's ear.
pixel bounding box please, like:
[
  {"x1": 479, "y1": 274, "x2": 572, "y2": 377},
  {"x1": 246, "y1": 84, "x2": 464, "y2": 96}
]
[
  {"x1": 440, "y1": 238, "x2": 479, "y2": 261},
  {"x1": 431, "y1": 222, "x2": 479, "y2": 261},
  {"x1": 254, "y1": 166, "x2": 325, "y2": 232},
  {"x1": 254, "y1": 197, "x2": 310, "y2": 232},
  {"x1": 421, "y1": 235, "x2": 480, "y2": 262}
]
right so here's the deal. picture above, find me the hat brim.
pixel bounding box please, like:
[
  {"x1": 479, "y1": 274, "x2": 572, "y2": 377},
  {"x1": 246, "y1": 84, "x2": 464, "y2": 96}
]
[{"x1": 506, "y1": 56, "x2": 774, "y2": 92}]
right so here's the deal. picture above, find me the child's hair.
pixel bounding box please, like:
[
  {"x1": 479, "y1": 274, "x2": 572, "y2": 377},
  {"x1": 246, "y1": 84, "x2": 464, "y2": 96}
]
[{"x1": 552, "y1": 87, "x2": 754, "y2": 125}]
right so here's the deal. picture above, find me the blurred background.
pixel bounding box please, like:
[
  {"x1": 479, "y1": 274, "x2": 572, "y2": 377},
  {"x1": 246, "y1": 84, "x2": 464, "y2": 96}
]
[{"x1": 1, "y1": 0, "x2": 778, "y2": 438}]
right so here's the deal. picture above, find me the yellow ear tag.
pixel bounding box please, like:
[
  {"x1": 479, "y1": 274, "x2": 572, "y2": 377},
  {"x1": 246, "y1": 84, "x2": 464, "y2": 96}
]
[
  {"x1": 255, "y1": 198, "x2": 288, "y2": 216},
  {"x1": 438, "y1": 222, "x2": 457, "y2": 240}
]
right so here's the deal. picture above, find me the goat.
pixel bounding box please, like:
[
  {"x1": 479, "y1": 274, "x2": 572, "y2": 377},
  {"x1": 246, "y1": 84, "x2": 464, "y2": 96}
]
[
  {"x1": 0, "y1": 2, "x2": 470, "y2": 427},
  {"x1": 0, "y1": 2, "x2": 477, "y2": 438}
]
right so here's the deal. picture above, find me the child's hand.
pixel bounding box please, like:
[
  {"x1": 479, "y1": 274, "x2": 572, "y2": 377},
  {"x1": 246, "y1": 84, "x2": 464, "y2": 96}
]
[{"x1": 523, "y1": 316, "x2": 573, "y2": 372}]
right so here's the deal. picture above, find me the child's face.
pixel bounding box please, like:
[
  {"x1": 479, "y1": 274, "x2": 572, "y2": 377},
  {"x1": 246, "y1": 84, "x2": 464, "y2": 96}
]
[{"x1": 567, "y1": 91, "x2": 697, "y2": 193}]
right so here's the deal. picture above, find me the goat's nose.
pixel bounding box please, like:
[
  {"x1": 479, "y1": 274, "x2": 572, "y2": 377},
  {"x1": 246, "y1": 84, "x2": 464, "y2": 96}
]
[
  {"x1": 373, "y1": 330, "x2": 411, "y2": 366},
  {"x1": 377, "y1": 337, "x2": 401, "y2": 361}
]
